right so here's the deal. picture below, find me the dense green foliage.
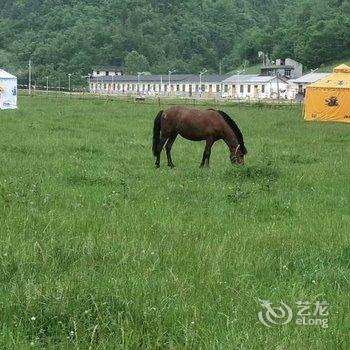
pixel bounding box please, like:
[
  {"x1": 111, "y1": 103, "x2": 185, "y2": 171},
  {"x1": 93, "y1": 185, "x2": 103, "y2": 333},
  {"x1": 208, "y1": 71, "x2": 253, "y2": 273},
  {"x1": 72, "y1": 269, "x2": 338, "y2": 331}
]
[
  {"x1": 1, "y1": 1, "x2": 350, "y2": 85},
  {"x1": 0, "y1": 95, "x2": 349, "y2": 348}
]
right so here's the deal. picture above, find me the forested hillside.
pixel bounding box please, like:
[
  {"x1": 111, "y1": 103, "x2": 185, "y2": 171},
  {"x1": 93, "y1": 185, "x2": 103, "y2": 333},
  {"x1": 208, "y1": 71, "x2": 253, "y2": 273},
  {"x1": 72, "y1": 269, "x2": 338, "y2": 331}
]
[{"x1": 1, "y1": 0, "x2": 350, "y2": 86}]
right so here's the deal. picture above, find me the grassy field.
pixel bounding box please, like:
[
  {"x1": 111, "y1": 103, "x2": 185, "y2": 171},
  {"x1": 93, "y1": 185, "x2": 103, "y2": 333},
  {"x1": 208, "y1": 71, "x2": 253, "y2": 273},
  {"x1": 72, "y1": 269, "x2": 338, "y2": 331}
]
[{"x1": 0, "y1": 94, "x2": 349, "y2": 349}]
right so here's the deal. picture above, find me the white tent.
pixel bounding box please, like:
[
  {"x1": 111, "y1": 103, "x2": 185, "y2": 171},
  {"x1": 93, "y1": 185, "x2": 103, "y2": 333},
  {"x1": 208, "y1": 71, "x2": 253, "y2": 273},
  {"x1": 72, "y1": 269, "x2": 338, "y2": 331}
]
[{"x1": 0, "y1": 69, "x2": 17, "y2": 110}]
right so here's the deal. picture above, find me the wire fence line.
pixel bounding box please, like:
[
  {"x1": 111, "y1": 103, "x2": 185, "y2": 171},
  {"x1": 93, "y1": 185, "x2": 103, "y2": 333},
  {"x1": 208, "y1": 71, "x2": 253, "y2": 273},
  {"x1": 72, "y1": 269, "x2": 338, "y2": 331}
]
[{"x1": 18, "y1": 88, "x2": 303, "y2": 111}]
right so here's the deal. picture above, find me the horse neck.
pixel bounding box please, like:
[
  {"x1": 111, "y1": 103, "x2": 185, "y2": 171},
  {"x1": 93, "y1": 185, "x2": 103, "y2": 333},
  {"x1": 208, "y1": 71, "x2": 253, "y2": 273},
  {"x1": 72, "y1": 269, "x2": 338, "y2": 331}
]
[{"x1": 223, "y1": 128, "x2": 239, "y2": 151}]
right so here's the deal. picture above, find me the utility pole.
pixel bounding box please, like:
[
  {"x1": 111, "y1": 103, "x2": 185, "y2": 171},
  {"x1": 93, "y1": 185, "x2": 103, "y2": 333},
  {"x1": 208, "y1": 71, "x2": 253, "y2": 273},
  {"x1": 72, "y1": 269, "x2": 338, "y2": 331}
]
[
  {"x1": 160, "y1": 75, "x2": 163, "y2": 95},
  {"x1": 68, "y1": 73, "x2": 72, "y2": 91},
  {"x1": 28, "y1": 59, "x2": 32, "y2": 95},
  {"x1": 199, "y1": 68, "x2": 207, "y2": 96},
  {"x1": 219, "y1": 61, "x2": 222, "y2": 75},
  {"x1": 168, "y1": 70, "x2": 176, "y2": 96},
  {"x1": 46, "y1": 76, "x2": 49, "y2": 93},
  {"x1": 276, "y1": 70, "x2": 280, "y2": 99},
  {"x1": 236, "y1": 69, "x2": 245, "y2": 99},
  {"x1": 137, "y1": 72, "x2": 141, "y2": 93}
]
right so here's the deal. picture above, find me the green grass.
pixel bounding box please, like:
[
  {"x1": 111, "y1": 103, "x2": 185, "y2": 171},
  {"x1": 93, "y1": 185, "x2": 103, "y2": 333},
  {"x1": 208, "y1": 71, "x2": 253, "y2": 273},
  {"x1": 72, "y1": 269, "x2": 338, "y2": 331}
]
[
  {"x1": 228, "y1": 63, "x2": 261, "y2": 75},
  {"x1": 0, "y1": 94, "x2": 349, "y2": 349}
]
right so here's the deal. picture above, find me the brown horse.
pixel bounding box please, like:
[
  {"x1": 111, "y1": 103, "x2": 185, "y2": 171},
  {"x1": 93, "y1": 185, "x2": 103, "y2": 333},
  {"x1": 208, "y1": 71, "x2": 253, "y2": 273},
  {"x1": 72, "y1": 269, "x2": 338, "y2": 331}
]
[{"x1": 152, "y1": 106, "x2": 247, "y2": 167}]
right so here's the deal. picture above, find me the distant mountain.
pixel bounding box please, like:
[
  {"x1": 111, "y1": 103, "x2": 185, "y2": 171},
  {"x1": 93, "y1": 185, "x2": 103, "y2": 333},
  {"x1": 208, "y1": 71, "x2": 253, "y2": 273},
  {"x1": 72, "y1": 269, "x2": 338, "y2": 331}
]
[{"x1": 1, "y1": 0, "x2": 349, "y2": 87}]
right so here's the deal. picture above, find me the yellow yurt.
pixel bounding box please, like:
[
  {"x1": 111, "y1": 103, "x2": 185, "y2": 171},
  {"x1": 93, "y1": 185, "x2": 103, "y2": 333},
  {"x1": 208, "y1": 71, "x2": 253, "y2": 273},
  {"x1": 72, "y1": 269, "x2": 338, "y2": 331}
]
[{"x1": 304, "y1": 64, "x2": 350, "y2": 123}]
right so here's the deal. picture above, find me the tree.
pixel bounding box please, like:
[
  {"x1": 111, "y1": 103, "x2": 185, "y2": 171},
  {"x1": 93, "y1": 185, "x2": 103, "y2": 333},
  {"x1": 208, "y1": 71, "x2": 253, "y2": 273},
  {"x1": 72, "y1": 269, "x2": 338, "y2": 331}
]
[
  {"x1": 1, "y1": 0, "x2": 350, "y2": 84},
  {"x1": 124, "y1": 50, "x2": 150, "y2": 74}
]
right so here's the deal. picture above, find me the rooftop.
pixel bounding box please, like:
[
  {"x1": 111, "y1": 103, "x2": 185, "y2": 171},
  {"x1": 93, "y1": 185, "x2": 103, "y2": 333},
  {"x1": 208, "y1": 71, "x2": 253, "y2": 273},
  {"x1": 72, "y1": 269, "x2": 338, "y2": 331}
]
[
  {"x1": 292, "y1": 73, "x2": 330, "y2": 84},
  {"x1": 222, "y1": 75, "x2": 284, "y2": 84},
  {"x1": 0, "y1": 69, "x2": 16, "y2": 79},
  {"x1": 261, "y1": 65, "x2": 295, "y2": 70},
  {"x1": 90, "y1": 74, "x2": 230, "y2": 83},
  {"x1": 92, "y1": 66, "x2": 123, "y2": 71}
]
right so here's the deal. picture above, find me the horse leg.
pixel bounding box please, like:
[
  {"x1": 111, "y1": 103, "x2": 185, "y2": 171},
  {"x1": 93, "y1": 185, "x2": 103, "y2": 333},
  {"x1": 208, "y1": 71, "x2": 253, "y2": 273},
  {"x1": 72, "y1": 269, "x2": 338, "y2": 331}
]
[
  {"x1": 200, "y1": 137, "x2": 214, "y2": 168},
  {"x1": 155, "y1": 135, "x2": 168, "y2": 168},
  {"x1": 165, "y1": 134, "x2": 177, "y2": 168},
  {"x1": 205, "y1": 140, "x2": 215, "y2": 167}
]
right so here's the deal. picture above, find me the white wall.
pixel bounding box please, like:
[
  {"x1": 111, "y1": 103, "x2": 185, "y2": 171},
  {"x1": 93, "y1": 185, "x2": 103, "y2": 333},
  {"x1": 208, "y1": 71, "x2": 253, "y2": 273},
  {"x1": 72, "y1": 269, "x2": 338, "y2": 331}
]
[
  {"x1": 0, "y1": 78, "x2": 17, "y2": 109},
  {"x1": 92, "y1": 70, "x2": 122, "y2": 77},
  {"x1": 89, "y1": 78, "x2": 297, "y2": 99}
]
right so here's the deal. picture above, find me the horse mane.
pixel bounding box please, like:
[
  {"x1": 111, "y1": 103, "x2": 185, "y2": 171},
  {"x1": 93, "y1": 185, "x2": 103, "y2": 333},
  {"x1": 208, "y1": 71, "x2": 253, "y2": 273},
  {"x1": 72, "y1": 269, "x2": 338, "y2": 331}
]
[{"x1": 211, "y1": 109, "x2": 247, "y2": 154}]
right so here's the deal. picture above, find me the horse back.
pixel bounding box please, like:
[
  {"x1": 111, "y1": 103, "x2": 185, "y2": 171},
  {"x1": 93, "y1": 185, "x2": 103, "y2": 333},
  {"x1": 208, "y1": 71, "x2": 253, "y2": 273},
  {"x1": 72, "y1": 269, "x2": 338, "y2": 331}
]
[{"x1": 162, "y1": 107, "x2": 225, "y2": 140}]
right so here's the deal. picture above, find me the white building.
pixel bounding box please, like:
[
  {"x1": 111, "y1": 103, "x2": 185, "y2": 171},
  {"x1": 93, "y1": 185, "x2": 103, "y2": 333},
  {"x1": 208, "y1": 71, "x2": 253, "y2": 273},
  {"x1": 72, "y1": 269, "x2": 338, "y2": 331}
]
[
  {"x1": 0, "y1": 69, "x2": 17, "y2": 109},
  {"x1": 291, "y1": 73, "x2": 330, "y2": 96},
  {"x1": 92, "y1": 66, "x2": 123, "y2": 77},
  {"x1": 89, "y1": 74, "x2": 230, "y2": 98},
  {"x1": 260, "y1": 58, "x2": 303, "y2": 79},
  {"x1": 221, "y1": 75, "x2": 294, "y2": 99},
  {"x1": 88, "y1": 69, "x2": 330, "y2": 101}
]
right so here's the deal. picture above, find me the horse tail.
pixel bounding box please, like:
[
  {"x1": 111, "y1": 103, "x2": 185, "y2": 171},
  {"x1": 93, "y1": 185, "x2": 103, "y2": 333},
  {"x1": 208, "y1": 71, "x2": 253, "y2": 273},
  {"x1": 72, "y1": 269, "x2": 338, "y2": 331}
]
[{"x1": 152, "y1": 110, "x2": 163, "y2": 156}]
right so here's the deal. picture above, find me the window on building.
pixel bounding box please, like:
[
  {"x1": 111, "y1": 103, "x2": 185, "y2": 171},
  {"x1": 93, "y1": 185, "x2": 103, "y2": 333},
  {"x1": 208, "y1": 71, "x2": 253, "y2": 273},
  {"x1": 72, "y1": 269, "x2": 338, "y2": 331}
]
[
  {"x1": 164, "y1": 85, "x2": 168, "y2": 91},
  {"x1": 254, "y1": 85, "x2": 258, "y2": 90},
  {"x1": 113, "y1": 84, "x2": 116, "y2": 90},
  {"x1": 285, "y1": 69, "x2": 292, "y2": 77},
  {"x1": 224, "y1": 85, "x2": 228, "y2": 93},
  {"x1": 240, "y1": 85, "x2": 244, "y2": 93},
  {"x1": 247, "y1": 85, "x2": 251, "y2": 93},
  {"x1": 96, "y1": 71, "x2": 100, "y2": 75},
  {"x1": 103, "y1": 84, "x2": 107, "y2": 89},
  {"x1": 147, "y1": 84, "x2": 151, "y2": 91},
  {"x1": 117, "y1": 84, "x2": 120, "y2": 90},
  {"x1": 182, "y1": 84, "x2": 186, "y2": 92},
  {"x1": 176, "y1": 85, "x2": 180, "y2": 91},
  {"x1": 195, "y1": 85, "x2": 199, "y2": 92},
  {"x1": 201, "y1": 84, "x2": 205, "y2": 92},
  {"x1": 106, "y1": 71, "x2": 109, "y2": 76},
  {"x1": 216, "y1": 84, "x2": 220, "y2": 92},
  {"x1": 261, "y1": 85, "x2": 265, "y2": 93}
]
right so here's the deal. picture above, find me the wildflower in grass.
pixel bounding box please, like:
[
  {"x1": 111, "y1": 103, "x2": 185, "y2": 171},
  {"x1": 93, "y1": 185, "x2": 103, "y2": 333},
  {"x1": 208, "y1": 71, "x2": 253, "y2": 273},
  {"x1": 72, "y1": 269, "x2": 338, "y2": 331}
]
[{"x1": 31, "y1": 316, "x2": 36, "y2": 321}]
